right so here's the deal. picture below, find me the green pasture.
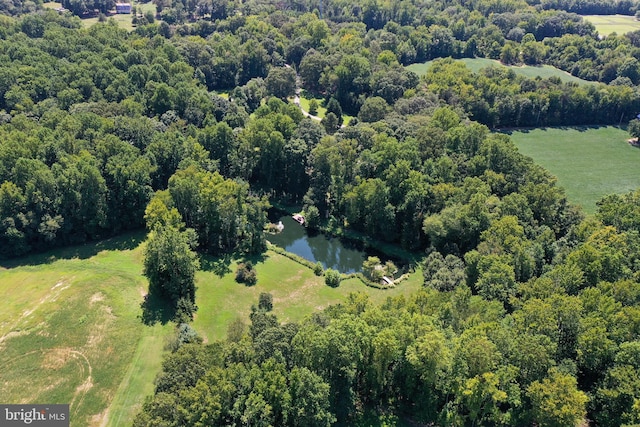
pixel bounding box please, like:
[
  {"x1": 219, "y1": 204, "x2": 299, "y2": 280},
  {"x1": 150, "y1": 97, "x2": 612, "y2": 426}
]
[
  {"x1": 407, "y1": 58, "x2": 590, "y2": 85},
  {"x1": 0, "y1": 230, "x2": 424, "y2": 424},
  {"x1": 509, "y1": 126, "x2": 640, "y2": 214},
  {"x1": 582, "y1": 14, "x2": 640, "y2": 35}
]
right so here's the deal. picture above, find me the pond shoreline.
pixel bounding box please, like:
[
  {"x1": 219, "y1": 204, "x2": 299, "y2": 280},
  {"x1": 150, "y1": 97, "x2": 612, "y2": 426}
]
[{"x1": 266, "y1": 206, "x2": 420, "y2": 273}]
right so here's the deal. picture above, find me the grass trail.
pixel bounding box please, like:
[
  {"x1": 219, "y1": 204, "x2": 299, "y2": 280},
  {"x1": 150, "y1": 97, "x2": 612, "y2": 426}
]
[{"x1": 103, "y1": 326, "x2": 167, "y2": 427}]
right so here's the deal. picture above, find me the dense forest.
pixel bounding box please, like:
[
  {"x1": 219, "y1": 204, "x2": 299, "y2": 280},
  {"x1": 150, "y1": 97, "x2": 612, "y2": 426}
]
[{"x1": 2, "y1": 0, "x2": 640, "y2": 425}]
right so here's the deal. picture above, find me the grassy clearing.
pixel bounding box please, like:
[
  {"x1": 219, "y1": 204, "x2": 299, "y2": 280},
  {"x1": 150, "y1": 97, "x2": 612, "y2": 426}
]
[
  {"x1": 582, "y1": 14, "x2": 640, "y2": 35},
  {"x1": 194, "y1": 250, "x2": 423, "y2": 342},
  {"x1": 296, "y1": 94, "x2": 354, "y2": 125},
  {"x1": 509, "y1": 126, "x2": 640, "y2": 214},
  {"x1": 43, "y1": 1, "x2": 63, "y2": 9},
  {"x1": 299, "y1": 95, "x2": 328, "y2": 118},
  {"x1": 0, "y1": 232, "x2": 173, "y2": 427},
  {"x1": 81, "y1": 1, "x2": 156, "y2": 30},
  {"x1": 407, "y1": 58, "x2": 591, "y2": 85}
]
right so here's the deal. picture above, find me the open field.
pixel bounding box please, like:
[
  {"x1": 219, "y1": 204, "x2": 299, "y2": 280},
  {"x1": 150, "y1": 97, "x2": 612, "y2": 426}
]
[
  {"x1": 80, "y1": 1, "x2": 156, "y2": 30},
  {"x1": 43, "y1": 2, "x2": 63, "y2": 9},
  {"x1": 299, "y1": 95, "x2": 328, "y2": 118},
  {"x1": 582, "y1": 14, "x2": 640, "y2": 35},
  {"x1": 509, "y1": 126, "x2": 640, "y2": 214},
  {"x1": 0, "y1": 232, "x2": 173, "y2": 427},
  {"x1": 407, "y1": 58, "x2": 591, "y2": 85},
  {"x1": 0, "y1": 231, "x2": 424, "y2": 424}
]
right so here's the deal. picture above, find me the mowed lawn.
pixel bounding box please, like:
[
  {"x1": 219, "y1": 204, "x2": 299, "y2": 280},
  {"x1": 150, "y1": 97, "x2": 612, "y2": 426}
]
[
  {"x1": 509, "y1": 126, "x2": 640, "y2": 214},
  {"x1": 194, "y1": 249, "x2": 423, "y2": 342},
  {"x1": 295, "y1": 95, "x2": 354, "y2": 125},
  {"x1": 407, "y1": 58, "x2": 590, "y2": 85},
  {"x1": 0, "y1": 231, "x2": 424, "y2": 424},
  {"x1": 582, "y1": 14, "x2": 640, "y2": 35},
  {"x1": 42, "y1": 1, "x2": 62, "y2": 9}
]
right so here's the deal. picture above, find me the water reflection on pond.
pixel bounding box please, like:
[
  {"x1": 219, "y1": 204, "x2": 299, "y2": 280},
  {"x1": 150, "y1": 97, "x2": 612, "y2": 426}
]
[{"x1": 266, "y1": 215, "x2": 367, "y2": 273}]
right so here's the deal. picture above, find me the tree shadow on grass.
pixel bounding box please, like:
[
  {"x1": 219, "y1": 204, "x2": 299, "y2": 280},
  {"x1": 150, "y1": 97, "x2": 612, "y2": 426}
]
[
  {"x1": 199, "y1": 251, "x2": 270, "y2": 277},
  {"x1": 242, "y1": 252, "x2": 269, "y2": 265},
  {"x1": 200, "y1": 253, "x2": 233, "y2": 277},
  {"x1": 139, "y1": 290, "x2": 175, "y2": 326},
  {"x1": 0, "y1": 230, "x2": 146, "y2": 269},
  {"x1": 498, "y1": 124, "x2": 613, "y2": 136}
]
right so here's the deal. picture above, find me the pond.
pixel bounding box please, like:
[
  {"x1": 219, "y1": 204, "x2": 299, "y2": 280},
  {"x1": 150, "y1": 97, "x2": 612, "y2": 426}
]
[{"x1": 266, "y1": 214, "x2": 367, "y2": 273}]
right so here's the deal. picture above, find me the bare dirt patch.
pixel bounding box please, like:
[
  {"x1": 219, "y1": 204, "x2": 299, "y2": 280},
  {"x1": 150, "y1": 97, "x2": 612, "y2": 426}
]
[
  {"x1": 68, "y1": 350, "x2": 93, "y2": 416},
  {"x1": 87, "y1": 305, "x2": 115, "y2": 349},
  {"x1": 93, "y1": 408, "x2": 109, "y2": 427},
  {"x1": 41, "y1": 347, "x2": 74, "y2": 370},
  {"x1": 90, "y1": 292, "x2": 105, "y2": 304}
]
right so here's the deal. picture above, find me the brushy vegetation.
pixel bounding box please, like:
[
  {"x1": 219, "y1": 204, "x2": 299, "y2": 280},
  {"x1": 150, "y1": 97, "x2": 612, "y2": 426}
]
[
  {"x1": 267, "y1": 241, "x2": 321, "y2": 271},
  {"x1": 235, "y1": 261, "x2": 257, "y2": 286}
]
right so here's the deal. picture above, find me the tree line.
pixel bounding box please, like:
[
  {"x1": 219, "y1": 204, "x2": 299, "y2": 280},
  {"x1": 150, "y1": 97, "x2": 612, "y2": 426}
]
[{"x1": 1, "y1": 10, "x2": 639, "y2": 260}]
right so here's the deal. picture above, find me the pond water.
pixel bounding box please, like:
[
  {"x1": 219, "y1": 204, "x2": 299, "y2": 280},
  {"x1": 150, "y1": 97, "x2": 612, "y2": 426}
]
[{"x1": 266, "y1": 215, "x2": 367, "y2": 273}]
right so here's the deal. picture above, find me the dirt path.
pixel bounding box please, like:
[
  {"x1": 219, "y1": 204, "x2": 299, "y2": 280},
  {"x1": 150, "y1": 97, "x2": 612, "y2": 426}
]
[
  {"x1": 290, "y1": 69, "x2": 346, "y2": 127},
  {"x1": 294, "y1": 80, "x2": 322, "y2": 122}
]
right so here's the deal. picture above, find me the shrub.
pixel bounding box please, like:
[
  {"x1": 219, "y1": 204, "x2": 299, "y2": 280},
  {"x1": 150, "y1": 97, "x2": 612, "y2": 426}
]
[
  {"x1": 308, "y1": 99, "x2": 319, "y2": 115},
  {"x1": 165, "y1": 322, "x2": 202, "y2": 352},
  {"x1": 324, "y1": 268, "x2": 341, "y2": 287},
  {"x1": 258, "y1": 292, "x2": 273, "y2": 312},
  {"x1": 313, "y1": 262, "x2": 324, "y2": 276},
  {"x1": 305, "y1": 205, "x2": 321, "y2": 230},
  {"x1": 236, "y1": 261, "x2": 257, "y2": 286},
  {"x1": 363, "y1": 256, "x2": 383, "y2": 282}
]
